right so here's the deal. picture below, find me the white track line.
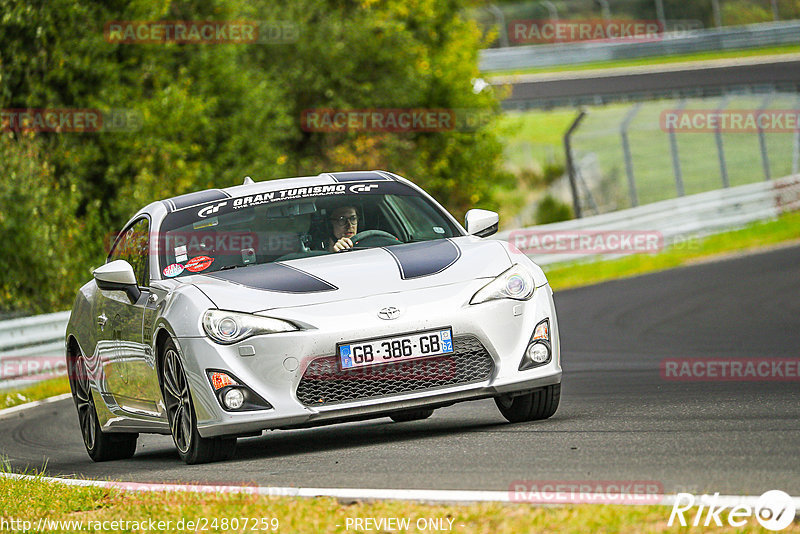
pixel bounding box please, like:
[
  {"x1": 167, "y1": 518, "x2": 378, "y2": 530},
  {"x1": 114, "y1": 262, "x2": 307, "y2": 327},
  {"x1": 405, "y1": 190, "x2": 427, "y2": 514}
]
[
  {"x1": 2, "y1": 473, "x2": 798, "y2": 508},
  {"x1": 0, "y1": 393, "x2": 71, "y2": 420}
]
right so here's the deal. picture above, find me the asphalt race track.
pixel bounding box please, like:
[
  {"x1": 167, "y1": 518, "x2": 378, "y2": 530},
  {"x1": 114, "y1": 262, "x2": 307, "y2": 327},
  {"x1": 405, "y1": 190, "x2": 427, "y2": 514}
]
[
  {"x1": 2, "y1": 245, "x2": 798, "y2": 495},
  {"x1": 501, "y1": 57, "x2": 800, "y2": 107}
]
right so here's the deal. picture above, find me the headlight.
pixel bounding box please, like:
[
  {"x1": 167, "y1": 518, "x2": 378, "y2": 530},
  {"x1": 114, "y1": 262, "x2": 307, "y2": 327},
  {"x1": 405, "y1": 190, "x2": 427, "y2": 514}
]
[
  {"x1": 470, "y1": 263, "x2": 535, "y2": 305},
  {"x1": 202, "y1": 309, "x2": 298, "y2": 344}
]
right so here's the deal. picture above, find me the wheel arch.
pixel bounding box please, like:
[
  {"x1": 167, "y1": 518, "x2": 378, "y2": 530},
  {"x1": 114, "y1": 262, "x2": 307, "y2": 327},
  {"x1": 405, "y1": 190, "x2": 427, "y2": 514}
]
[
  {"x1": 154, "y1": 326, "x2": 175, "y2": 389},
  {"x1": 66, "y1": 334, "x2": 80, "y2": 358},
  {"x1": 65, "y1": 335, "x2": 81, "y2": 389}
]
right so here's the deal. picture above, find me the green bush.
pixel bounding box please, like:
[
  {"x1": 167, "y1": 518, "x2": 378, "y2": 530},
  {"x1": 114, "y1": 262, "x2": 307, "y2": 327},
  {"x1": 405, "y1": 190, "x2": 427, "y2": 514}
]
[
  {"x1": 0, "y1": 133, "x2": 103, "y2": 314},
  {"x1": 535, "y1": 194, "x2": 573, "y2": 225},
  {"x1": 541, "y1": 162, "x2": 565, "y2": 187}
]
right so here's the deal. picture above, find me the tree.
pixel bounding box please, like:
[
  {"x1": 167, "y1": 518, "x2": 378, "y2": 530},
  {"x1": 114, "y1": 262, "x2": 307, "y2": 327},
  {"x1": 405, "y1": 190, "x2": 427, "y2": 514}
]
[{"x1": 0, "y1": 0, "x2": 512, "y2": 313}]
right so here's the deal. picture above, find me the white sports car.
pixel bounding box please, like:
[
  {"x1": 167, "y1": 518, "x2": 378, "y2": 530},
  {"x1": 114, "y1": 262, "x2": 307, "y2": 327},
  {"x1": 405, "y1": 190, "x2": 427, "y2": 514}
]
[{"x1": 65, "y1": 170, "x2": 561, "y2": 464}]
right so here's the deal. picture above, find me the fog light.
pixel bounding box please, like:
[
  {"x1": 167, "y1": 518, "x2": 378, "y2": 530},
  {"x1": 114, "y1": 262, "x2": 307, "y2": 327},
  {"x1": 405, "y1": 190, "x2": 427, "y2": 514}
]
[
  {"x1": 223, "y1": 388, "x2": 245, "y2": 410},
  {"x1": 207, "y1": 369, "x2": 273, "y2": 411},
  {"x1": 527, "y1": 342, "x2": 550, "y2": 363}
]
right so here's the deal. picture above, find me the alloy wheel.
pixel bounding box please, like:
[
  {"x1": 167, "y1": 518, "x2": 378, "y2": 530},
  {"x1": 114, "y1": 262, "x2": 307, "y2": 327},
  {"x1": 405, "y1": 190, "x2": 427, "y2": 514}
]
[
  {"x1": 163, "y1": 348, "x2": 193, "y2": 454},
  {"x1": 73, "y1": 357, "x2": 96, "y2": 450}
]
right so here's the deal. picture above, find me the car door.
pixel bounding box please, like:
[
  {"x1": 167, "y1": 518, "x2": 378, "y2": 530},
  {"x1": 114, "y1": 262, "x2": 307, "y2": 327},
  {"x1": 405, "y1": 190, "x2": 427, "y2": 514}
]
[{"x1": 96, "y1": 218, "x2": 161, "y2": 415}]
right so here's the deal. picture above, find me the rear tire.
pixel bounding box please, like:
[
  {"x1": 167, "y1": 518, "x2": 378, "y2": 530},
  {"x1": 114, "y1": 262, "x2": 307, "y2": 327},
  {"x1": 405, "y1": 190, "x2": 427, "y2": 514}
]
[
  {"x1": 160, "y1": 339, "x2": 236, "y2": 464},
  {"x1": 495, "y1": 384, "x2": 560, "y2": 423},
  {"x1": 389, "y1": 408, "x2": 435, "y2": 423},
  {"x1": 68, "y1": 349, "x2": 137, "y2": 461}
]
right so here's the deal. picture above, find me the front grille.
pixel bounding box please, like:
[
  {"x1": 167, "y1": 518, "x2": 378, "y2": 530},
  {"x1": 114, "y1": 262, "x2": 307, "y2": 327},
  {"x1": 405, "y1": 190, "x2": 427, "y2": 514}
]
[{"x1": 295, "y1": 335, "x2": 494, "y2": 406}]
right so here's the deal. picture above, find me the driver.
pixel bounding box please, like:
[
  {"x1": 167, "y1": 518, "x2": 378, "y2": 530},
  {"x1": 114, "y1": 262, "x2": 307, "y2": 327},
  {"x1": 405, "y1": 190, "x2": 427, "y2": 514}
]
[{"x1": 328, "y1": 205, "x2": 359, "y2": 252}]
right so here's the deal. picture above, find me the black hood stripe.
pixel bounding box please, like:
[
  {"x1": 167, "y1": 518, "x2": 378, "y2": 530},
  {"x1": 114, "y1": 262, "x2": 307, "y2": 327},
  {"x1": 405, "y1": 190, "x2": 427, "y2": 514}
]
[
  {"x1": 384, "y1": 239, "x2": 461, "y2": 280},
  {"x1": 206, "y1": 263, "x2": 337, "y2": 293}
]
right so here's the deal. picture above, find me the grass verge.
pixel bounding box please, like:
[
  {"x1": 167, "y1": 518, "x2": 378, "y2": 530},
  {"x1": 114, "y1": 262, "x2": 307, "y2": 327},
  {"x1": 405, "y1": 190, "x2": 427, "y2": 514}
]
[
  {"x1": 1, "y1": 376, "x2": 70, "y2": 409},
  {"x1": 486, "y1": 44, "x2": 800, "y2": 77},
  {"x1": 2, "y1": 473, "x2": 797, "y2": 533},
  {"x1": 543, "y1": 211, "x2": 800, "y2": 291},
  {"x1": 499, "y1": 109, "x2": 575, "y2": 173}
]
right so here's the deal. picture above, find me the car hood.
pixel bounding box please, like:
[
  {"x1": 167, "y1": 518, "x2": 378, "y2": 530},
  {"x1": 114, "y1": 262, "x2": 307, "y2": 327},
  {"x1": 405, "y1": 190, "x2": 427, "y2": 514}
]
[{"x1": 186, "y1": 237, "x2": 513, "y2": 313}]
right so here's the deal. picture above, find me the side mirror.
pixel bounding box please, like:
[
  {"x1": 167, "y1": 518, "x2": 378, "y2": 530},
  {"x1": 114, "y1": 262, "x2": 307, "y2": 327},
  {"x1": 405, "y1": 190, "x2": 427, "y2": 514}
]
[
  {"x1": 465, "y1": 209, "x2": 499, "y2": 238},
  {"x1": 94, "y1": 260, "x2": 141, "y2": 302}
]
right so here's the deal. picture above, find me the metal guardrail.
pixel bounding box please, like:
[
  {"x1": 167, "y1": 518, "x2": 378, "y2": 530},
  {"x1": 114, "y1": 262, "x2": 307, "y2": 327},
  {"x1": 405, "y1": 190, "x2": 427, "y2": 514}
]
[
  {"x1": 480, "y1": 21, "x2": 800, "y2": 72},
  {"x1": 494, "y1": 174, "x2": 800, "y2": 265},
  {"x1": 0, "y1": 311, "x2": 69, "y2": 390},
  {"x1": 0, "y1": 311, "x2": 70, "y2": 352}
]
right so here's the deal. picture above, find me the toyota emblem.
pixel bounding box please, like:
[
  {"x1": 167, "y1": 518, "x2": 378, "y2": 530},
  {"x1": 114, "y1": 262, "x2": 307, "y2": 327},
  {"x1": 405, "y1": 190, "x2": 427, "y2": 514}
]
[{"x1": 378, "y1": 306, "x2": 401, "y2": 320}]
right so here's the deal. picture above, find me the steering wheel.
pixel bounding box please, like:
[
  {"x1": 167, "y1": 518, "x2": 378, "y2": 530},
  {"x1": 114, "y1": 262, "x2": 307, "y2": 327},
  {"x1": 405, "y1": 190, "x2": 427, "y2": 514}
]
[{"x1": 350, "y1": 229, "x2": 401, "y2": 246}]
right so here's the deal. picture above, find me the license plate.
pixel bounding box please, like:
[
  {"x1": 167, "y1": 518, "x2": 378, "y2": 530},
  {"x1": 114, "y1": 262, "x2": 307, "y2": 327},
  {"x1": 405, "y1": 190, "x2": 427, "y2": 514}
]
[{"x1": 338, "y1": 328, "x2": 454, "y2": 370}]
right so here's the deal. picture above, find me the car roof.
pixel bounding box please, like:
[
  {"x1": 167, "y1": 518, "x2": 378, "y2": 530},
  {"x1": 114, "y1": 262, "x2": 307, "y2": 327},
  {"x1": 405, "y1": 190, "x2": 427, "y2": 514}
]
[{"x1": 160, "y1": 170, "x2": 404, "y2": 214}]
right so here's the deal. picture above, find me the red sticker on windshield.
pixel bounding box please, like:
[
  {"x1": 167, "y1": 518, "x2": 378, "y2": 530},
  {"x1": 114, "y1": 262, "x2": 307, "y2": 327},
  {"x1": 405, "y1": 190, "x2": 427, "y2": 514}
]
[
  {"x1": 163, "y1": 263, "x2": 184, "y2": 277},
  {"x1": 185, "y1": 256, "x2": 214, "y2": 272}
]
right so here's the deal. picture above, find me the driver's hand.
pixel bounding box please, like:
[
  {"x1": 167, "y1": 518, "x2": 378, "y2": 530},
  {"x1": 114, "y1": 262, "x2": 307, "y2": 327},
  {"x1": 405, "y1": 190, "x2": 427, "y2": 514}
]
[{"x1": 333, "y1": 237, "x2": 353, "y2": 252}]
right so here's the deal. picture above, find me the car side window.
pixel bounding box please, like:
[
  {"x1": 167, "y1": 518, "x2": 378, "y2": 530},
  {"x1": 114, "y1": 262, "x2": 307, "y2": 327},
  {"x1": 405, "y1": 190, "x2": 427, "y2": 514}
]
[
  {"x1": 385, "y1": 196, "x2": 456, "y2": 241},
  {"x1": 109, "y1": 218, "x2": 150, "y2": 286}
]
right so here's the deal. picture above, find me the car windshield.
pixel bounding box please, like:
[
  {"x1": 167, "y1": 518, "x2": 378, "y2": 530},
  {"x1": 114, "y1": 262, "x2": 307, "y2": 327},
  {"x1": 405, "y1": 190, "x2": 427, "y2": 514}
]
[{"x1": 157, "y1": 181, "x2": 462, "y2": 278}]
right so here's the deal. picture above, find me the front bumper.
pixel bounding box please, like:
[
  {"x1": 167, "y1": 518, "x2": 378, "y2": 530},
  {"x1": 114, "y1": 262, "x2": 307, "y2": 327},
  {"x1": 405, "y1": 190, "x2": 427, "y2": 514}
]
[{"x1": 175, "y1": 279, "x2": 562, "y2": 438}]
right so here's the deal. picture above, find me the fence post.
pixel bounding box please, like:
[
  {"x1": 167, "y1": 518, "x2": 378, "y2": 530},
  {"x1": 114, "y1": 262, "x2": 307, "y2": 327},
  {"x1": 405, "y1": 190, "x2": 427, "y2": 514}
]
[
  {"x1": 564, "y1": 110, "x2": 587, "y2": 219},
  {"x1": 487, "y1": 4, "x2": 509, "y2": 48},
  {"x1": 620, "y1": 103, "x2": 642, "y2": 207},
  {"x1": 757, "y1": 94, "x2": 773, "y2": 181},
  {"x1": 668, "y1": 99, "x2": 687, "y2": 197},
  {"x1": 793, "y1": 96, "x2": 800, "y2": 175},
  {"x1": 575, "y1": 162, "x2": 599, "y2": 215},
  {"x1": 714, "y1": 95, "x2": 731, "y2": 188},
  {"x1": 711, "y1": 0, "x2": 722, "y2": 28},
  {"x1": 542, "y1": 1, "x2": 559, "y2": 21},
  {"x1": 597, "y1": 0, "x2": 611, "y2": 20},
  {"x1": 655, "y1": 0, "x2": 666, "y2": 30}
]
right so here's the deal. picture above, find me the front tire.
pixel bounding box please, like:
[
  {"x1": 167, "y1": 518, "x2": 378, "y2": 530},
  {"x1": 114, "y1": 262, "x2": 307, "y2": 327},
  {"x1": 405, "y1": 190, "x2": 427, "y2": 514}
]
[
  {"x1": 160, "y1": 340, "x2": 236, "y2": 464},
  {"x1": 68, "y1": 350, "x2": 137, "y2": 461},
  {"x1": 495, "y1": 384, "x2": 560, "y2": 423}
]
